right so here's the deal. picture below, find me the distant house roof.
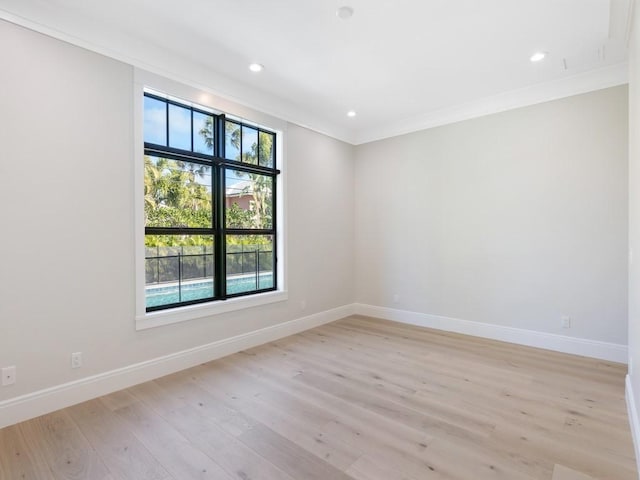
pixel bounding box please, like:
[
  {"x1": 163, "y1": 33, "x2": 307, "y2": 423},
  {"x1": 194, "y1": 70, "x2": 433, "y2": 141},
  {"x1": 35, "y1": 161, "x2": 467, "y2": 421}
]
[{"x1": 226, "y1": 180, "x2": 253, "y2": 197}]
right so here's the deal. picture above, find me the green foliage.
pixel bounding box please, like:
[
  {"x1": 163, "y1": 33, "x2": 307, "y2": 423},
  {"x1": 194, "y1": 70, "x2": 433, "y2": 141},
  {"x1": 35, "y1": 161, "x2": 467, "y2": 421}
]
[
  {"x1": 199, "y1": 117, "x2": 214, "y2": 149},
  {"x1": 145, "y1": 120, "x2": 275, "y2": 250},
  {"x1": 146, "y1": 207, "x2": 212, "y2": 229},
  {"x1": 226, "y1": 202, "x2": 253, "y2": 228},
  {"x1": 144, "y1": 156, "x2": 211, "y2": 228},
  {"x1": 225, "y1": 123, "x2": 274, "y2": 229},
  {"x1": 145, "y1": 235, "x2": 212, "y2": 248}
]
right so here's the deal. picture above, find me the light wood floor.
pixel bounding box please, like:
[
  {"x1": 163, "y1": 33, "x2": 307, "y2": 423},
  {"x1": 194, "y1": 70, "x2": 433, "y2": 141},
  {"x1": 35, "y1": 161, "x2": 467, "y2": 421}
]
[{"x1": 0, "y1": 316, "x2": 637, "y2": 480}]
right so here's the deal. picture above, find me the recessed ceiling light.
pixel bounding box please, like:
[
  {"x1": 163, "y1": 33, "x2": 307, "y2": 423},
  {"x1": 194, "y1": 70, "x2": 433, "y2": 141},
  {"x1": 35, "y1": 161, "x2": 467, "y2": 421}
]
[
  {"x1": 249, "y1": 63, "x2": 264, "y2": 72},
  {"x1": 530, "y1": 52, "x2": 546, "y2": 63},
  {"x1": 347, "y1": 110, "x2": 357, "y2": 117},
  {"x1": 336, "y1": 6, "x2": 354, "y2": 19}
]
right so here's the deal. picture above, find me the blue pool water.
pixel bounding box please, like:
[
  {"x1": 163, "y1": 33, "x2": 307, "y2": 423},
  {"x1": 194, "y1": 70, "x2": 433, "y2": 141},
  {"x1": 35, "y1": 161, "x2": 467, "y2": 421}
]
[{"x1": 146, "y1": 273, "x2": 273, "y2": 308}]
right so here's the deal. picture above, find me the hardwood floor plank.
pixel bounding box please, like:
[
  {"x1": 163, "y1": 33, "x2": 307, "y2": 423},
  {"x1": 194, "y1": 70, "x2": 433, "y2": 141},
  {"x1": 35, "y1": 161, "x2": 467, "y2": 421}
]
[
  {"x1": 170, "y1": 404, "x2": 297, "y2": 480},
  {"x1": 66, "y1": 399, "x2": 173, "y2": 480},
  {"x1": 267, "y1": 335, "x2": 498, "y2": 436},
  {"x1": 551, "y1": 464, "x2": 598, "y2": 480},
  {"x1": 0, "y1": 423, "x2": 55, "y2": 480},
  {"x1": 1, "y1": 316, "x2": 636, "y2": 480},
  {"x1": 346, "y1": 454, "x2": 426, "y2": 480},
  {"x1": 155, "y1": 370, "x2": 259, "y2": 437},
  {"x1": 18, "y1": 410, "x2": 113, "y2": 480},
  {"x1": 217, "y1": 344, "x2": 547, "y2": 479},
  {"x1": 213, "y1": 355, "x2": 440, "y2": 477},
  {"x1": 342, "y1": 316, "x2": 624, "y2": 381},
  {"x1": 293, "y1": 367, "x2": 488, "y2": 443},
  {"x1": 490, "y1": 422, "x2": 637, "y2": 479},
  {"x1": 210, "y1": 350, "x2": 439, "y2": 472},
  {"x1": 129, "y1": 376, "x2": 297, "y2": 480},
  {"x1": 103, "y1": 391, "x2": 234, "y2": 480},
  {"x1": 127, "y1": 380, "x2": 188, "y2": 416},
  {"x1": 236, "y1": 423, "x2": 356, "y2": 480},
  {"x1": 211, "y1": 360, "x2": 364, "y2": 470}
]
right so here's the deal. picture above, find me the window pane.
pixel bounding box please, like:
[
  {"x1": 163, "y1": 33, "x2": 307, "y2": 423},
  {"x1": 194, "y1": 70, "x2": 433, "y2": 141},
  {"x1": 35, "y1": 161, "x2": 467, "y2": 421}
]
[
  {"x1": 144, "y1": 156, "x2": 212, "y2": 228},
  {"x1": 241, "y1": 126, "x2": 258, "y2": 164},
  {"x1": 226, "y1": 235, "x2": 274, "y2": 295},
  {"x1": 225, "y1": 121, "x2": 240, "y2": 161},
  {"x1": 225, "y1": 170, "x2": 273, "y2": 229},
  {"x1": 168, "y1": 104, "x2": 192, "y2": 150},
  {"x1": 144, "y1": 96, "x2": 166, "y2": 146},
  {"x1": 193, "y1": 111, "x2": 214, "y2": 155},
  {"x1": 145, "y1": 235, "x2": 214, "y2": 308},
  {"x1": 259, "y1": 131, "x2": 275, "y2": 168}
]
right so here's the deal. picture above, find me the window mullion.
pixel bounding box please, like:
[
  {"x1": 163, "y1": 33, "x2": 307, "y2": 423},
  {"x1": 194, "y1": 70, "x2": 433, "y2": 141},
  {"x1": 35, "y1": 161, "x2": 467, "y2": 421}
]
[{"x1": 215, "y1": 115, "x2": 227, "y2": 299}]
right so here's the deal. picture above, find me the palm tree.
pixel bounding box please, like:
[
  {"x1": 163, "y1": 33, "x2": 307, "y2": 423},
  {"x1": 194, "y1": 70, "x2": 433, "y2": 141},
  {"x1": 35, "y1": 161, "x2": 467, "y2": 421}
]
[{"x1": 198, "y1": 118, "x2": 273, "y2": 234}]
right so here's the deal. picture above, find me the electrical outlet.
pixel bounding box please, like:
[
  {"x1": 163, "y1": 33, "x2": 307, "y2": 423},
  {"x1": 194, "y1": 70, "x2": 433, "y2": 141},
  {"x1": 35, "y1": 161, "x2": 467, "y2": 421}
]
[
  {"x1": 2, "y1": 366, "x2": 16, "y2": 386},
  {"x1": 561, "y1": 316, "x2": 571, "y2": 329},
  {"x1": 71, "y1": 352, "x2": 83, "y2": 369},
  {"x1": 393, "y1": 293, "x2": 400, "y2": 303},
  {"x1": 300, "y1": 299, "x2": 307, "y2": 310}
]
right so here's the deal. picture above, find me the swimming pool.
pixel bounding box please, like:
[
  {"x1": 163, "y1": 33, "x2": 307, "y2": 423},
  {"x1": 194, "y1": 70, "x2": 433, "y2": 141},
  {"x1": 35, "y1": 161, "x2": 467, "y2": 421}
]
[{"x1": 146, "y1": 272, "x2": 274, "y2": 308}]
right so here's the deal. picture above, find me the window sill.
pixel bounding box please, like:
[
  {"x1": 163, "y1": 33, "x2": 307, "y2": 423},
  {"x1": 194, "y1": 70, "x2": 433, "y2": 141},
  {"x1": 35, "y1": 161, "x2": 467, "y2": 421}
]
[{"x1": 135, "y1": 290, "x2": 289, "y2": 330}]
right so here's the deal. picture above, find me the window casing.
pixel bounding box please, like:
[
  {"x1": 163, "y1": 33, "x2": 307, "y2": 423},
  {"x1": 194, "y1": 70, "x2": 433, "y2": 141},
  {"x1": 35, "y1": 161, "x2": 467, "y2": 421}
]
[{"x1": 143, "y1": 91, "x2": 280, "y2": 312}]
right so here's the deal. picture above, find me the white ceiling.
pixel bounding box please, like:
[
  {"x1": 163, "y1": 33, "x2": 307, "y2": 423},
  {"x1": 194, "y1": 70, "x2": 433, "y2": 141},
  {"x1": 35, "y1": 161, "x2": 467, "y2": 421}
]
[{"x1": 0, "y1": 0, "x2": 631, "y2": 144}]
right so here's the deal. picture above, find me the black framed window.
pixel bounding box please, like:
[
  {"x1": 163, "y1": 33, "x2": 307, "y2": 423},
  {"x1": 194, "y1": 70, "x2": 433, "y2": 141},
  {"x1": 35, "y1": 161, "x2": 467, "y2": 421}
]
[{"x1": 143, "y1": 92, "x2": 279, "y2": 312}]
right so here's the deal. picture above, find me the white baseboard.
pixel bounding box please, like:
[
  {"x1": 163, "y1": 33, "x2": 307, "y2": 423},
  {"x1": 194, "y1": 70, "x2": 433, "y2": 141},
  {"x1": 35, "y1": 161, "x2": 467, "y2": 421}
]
[
  {"x1": 627, "y1": 375, "x2": 640, "y2": 478},
  {"x1": 0, "y1": 302, "x2": 629, "y2": 430},
  {"x1": 0, "y1": 304, "x2": 354, "y2": 429},
  {"x1": 354, "y1": 304, "x2": 628, "y2": 363}
]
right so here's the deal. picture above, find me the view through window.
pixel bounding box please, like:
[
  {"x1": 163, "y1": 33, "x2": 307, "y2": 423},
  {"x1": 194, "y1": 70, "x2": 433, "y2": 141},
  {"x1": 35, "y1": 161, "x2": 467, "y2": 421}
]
[{"x1": 143, "y1": 92, "x2": 279, "y2": 311}]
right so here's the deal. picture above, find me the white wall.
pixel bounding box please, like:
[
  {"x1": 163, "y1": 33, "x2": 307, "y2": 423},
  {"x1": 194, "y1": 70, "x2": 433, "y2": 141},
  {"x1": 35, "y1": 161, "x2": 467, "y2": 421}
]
[
  {"x1": 0, "y1": 20, "x2": 354, "y2": 403},
  {"x1": 355, "y1": 86, "x2": 628, "y2": 345},
  {"x1": 627, "y1": 0, "x2": 640, "y2": 467}
]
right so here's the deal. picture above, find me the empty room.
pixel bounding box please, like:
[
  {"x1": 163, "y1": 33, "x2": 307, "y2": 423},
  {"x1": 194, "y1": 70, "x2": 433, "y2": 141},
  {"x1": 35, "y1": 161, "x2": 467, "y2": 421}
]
[{"x1": 1, "y1": 1, "x2": 639, "y2": 479}]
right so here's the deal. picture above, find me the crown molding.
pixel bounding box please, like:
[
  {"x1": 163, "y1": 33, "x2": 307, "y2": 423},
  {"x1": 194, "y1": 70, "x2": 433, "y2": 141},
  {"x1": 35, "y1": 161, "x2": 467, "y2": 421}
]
[
  {"x1": 353, "y1": 63, "x2": 629, "y2": 145},
  {"x1": 0, "y1": 10, "x2": 629, "y2": 147}
]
